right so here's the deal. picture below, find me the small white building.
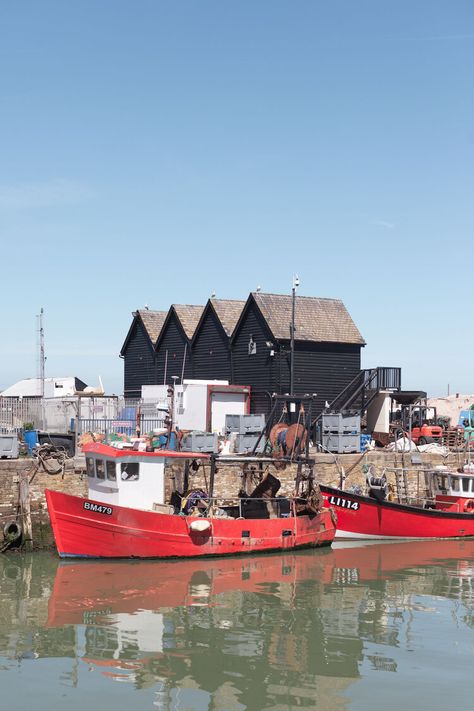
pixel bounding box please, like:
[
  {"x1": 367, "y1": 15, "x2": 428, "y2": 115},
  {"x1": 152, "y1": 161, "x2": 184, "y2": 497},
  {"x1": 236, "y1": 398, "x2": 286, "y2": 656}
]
[
  {"x1": 1, "y1": 376, "x2": 88, "y2": 398},
  {"x1": 141, "y1": 379, "x2": 250, "y2": 433}
]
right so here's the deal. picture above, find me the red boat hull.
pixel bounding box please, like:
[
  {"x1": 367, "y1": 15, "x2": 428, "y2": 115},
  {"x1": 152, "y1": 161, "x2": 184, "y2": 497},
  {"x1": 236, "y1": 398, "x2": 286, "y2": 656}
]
[
  {"x1": 321, "y1": 485, "x2": 474, "y2": 539},
  {"x1": 45, "y1": 489, "x2": 335, "y2": 558}
]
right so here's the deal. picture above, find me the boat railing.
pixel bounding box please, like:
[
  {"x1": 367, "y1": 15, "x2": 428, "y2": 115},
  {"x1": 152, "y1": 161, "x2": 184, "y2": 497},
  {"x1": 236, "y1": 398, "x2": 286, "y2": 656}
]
[
  {"x1": 403, "y1": 496, "x2": 463, "y2": 513},
  {"x1": 404, "y1": 496, "x2": 436, "y2": 509},
  {"x1": 184, "y1": 495, "x2": 300, "y2": 520}
]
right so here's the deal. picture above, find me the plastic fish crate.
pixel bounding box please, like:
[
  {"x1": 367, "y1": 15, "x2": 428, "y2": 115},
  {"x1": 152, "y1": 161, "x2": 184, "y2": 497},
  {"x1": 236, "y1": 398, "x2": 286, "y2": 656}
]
[
  {"x1": 225, "y1": 414, "x2": 266, "y2": 435},
  {"x1": 322, "y1": 413, "x2": 360, "y2": 434},
  {"x1": 235, "y1": 434, "x2": 266, "y2": 454},
  {"x1": 322, "y1": 433, "x2": 360, "y2": 454},
  {"x1": 0, "y1": 434, "x2": 19, "y2": 459},
  {"x1": 180, "y1": 432, "x2": 219, "y2": 453}
]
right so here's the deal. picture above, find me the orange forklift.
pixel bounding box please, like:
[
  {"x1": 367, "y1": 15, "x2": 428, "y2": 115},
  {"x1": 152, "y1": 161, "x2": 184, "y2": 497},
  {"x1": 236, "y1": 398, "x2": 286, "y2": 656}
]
[{"x1": 390, "y1": 392, "x2": 444, "y2": 445}]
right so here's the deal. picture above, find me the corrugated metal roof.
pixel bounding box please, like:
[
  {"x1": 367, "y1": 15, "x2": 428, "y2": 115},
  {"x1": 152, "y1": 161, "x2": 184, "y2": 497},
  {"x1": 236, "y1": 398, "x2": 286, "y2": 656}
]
[
  {"x1": 210, "y1": 299, "x2": 246, "y2": 337},
  {"x1": 136, "y1": 309, "x2": 168, "y2": 344},
  {"x1": 173, "y1": 304, "x2": 205, "y2": 339},
  {"x1": 252, "y1": 292, "x2": 365, "y2": 345}
]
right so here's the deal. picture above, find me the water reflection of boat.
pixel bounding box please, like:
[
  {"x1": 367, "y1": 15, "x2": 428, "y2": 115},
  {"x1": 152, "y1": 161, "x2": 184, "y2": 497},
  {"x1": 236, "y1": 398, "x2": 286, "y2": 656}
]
[
  {"x1": 40, "y1": 540, "x2": 474, "y2": 708},
  {"x1": 48, "y1": 538, "x2": 474, "y2": 628}
]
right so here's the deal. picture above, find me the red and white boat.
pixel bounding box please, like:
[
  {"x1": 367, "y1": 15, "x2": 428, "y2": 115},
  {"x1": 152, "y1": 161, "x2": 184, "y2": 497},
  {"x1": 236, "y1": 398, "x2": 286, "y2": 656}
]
[
  {"x1": 46, "y1": 443, "x2": 335, "y2": 558},
  {"x1": 321, "y1": 462, "x2": 474, "y2": 539}
]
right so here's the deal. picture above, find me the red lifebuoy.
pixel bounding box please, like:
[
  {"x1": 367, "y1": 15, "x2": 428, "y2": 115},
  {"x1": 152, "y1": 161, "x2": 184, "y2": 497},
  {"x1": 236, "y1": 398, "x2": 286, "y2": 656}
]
[{"x1": 463, "y1": 499, "x2": 474, "y2": 513}]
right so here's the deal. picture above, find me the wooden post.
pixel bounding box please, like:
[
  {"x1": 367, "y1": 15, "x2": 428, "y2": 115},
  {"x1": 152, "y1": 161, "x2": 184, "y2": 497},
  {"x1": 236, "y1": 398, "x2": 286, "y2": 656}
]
[{"x1": 209, "y1": 456, "x2": 216, "y2": 507}]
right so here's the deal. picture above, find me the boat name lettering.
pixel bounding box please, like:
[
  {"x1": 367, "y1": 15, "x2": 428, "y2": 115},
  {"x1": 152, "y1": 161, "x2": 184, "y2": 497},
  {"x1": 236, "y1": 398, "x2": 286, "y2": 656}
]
[
  {"x1": 83, "y1": 501, "x2": 113, "y2": 515},
  {"x1": 329, "y1": 496, "x2": 359, "y2": 511}
]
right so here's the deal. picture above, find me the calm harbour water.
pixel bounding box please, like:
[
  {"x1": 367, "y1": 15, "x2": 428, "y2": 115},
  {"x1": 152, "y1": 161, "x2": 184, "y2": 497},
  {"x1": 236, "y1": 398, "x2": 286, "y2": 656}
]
[{"x1": 1, "y1": 540, "x2": 473, "y2": 711}]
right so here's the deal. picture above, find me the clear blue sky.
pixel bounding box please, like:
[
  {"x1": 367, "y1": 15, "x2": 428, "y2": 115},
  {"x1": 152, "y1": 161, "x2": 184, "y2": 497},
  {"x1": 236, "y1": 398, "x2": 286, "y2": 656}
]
[{"x1": 1, "y1": 1, "x2": 472, "y2": 396}]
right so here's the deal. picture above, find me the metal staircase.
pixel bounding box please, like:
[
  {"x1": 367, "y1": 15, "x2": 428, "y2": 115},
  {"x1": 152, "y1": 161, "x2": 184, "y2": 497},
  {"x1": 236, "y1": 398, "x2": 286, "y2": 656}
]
[{"x1": 316, "y1": 367, "x2": 401, "y2": 423}]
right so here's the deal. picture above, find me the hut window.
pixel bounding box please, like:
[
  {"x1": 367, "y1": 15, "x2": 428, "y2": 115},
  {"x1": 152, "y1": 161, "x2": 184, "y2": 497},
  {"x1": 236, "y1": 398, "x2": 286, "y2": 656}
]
[
  {"x1": 106, "y1": 461, "x2": 117, "y2": 481},
  {"x1": 248, "y1": 335, "x2": 256, "y2": 355},
  {"x1": 86, "y1": 457, "x2": 95, "y2": 478},
  {"x1": 451, "y1": 477, "x2": 460, "y2": 492},
  {"x1": 121, "y1": 462, "x2": 139, "y2": 481},
  {"x1": 96, "y1": 459, "x2": 106, "y2": 480}
]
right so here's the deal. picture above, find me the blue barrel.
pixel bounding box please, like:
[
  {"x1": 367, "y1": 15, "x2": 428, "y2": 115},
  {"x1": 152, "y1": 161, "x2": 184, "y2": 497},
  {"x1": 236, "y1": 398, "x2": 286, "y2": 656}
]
[
  {"x1": 23, "y1": 430, "x2": 39, "y2": 454},
  {"x1": 156, "y1": 432, "x2": 176, "y2": 450}
]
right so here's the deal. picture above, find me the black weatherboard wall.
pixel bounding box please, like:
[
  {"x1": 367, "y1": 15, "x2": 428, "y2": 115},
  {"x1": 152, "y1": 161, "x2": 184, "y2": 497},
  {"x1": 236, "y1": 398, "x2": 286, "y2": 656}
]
[
  {"x1": 192, "y1": 307, "x2": 232, "y2": 381},
  {"x1": 155, "y1": 305, "x2": 204, "y2": 386},
  {"x1": 120, "y1": 310, "x2": 167, "y2": 398},
  {"x1": 231, "y1": 297, "x2": 279, "y2": 414},
  {"x1": 192, "y1": 299, "x2": 246, "y2": 382}
]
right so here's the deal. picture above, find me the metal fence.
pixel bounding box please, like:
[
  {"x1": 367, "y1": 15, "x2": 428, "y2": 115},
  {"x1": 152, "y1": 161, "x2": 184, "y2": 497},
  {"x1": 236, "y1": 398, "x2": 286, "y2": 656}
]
[
  {"x1": 77, "y1": 416, "x2": 167, "y2": 437},
  {"x1": 0, "y1": 397, "x2": 43, "y2": 433},
  {"x1": 0, "y1": 395, "x2": 168, "y2": 435}
]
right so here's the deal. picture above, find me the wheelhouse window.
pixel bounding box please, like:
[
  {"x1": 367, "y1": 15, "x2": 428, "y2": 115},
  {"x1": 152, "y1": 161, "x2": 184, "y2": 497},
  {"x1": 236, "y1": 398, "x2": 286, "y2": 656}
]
[
  {"x1": 121, "y1": 462, "x2": 139, "y2": 481},
  {"x1": 86, "y1": 457, "x2": 95, "y2": 477},
  {"x1": 451, "y1": 477, "x2": 460, "y2": 492},
  {"x1": 96, "y1": 459, "x2": 106, "y2": 480},
  {"x1": 436, "y1": 475, "x2": 448, "y2": 491},
  {"x1": 462, "y1": 478, "x2": 470, "y2": 493},
  {"x1": 106, "y1": 461, "x2": 117, "y2": 481}
]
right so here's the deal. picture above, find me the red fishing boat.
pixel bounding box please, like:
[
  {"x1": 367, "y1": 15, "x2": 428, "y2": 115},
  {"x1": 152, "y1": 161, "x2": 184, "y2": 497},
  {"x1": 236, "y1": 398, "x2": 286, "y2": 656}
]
[
  {"x1": 321, "y1": 461, "x2": 474, "y2": 539},
  {"x1": 45, "y1": 443, "x2": 335, "y2": 558}
]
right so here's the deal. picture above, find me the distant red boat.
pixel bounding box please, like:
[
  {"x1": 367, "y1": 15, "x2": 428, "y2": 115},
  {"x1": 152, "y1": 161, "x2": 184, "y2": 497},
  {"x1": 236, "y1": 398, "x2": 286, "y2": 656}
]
[
  {"x1": 321, "y1": 463, "x2": 474, "y2": 539},
  {"x1": 46, "y1": 443, "x2": 335, "y2": 558}
]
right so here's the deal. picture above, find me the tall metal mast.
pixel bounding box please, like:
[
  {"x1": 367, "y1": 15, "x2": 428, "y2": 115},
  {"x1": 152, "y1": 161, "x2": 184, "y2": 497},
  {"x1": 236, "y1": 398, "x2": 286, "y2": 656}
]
[
  {"x1": 290, "y1": 275, "x2": 299, "y2": 396},
  {"x1": 38, "y1": 308, "x2": 46, "y2": 428}
]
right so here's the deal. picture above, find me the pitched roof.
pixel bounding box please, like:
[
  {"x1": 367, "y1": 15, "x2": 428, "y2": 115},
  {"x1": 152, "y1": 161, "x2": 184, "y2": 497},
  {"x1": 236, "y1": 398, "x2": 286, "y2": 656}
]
[
  {"x1": 172, "y1": 304, "x2": 205, "y2": 339},
  {"x1": 252, "y1": 293, "x2": 365, "y2": 345},
  {"x1": 210, "y1": 299, "x2": 246, "y2": 337},
  {"x1": 137, "y1": 309, "x2": 168, "y2": 344}
]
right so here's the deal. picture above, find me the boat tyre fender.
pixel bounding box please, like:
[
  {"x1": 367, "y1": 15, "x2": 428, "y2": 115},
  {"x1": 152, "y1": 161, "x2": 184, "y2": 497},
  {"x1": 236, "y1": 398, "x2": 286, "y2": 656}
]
[
  {"x1": 463, "y1": 499, "x2": 474, "y2": 513},
  {"x1": 3, "y1": 520, "x2": 22, "y2": 544}
]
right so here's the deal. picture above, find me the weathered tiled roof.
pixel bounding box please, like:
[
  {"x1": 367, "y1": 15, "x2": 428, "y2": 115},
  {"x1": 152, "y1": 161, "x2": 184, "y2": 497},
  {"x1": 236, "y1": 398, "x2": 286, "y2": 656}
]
[
  {"x1": 173, "y1": 304, "x2": 205, "y2": 339},
  {"x1": 136, "y1": 309, "x2": 168, "y2": 344},
  {"x1": 252, "y1": 293, "x2": 365, "y2": 345},
  {"x1": 211, "y1": 299, "x2": 246, "y2": 337}
]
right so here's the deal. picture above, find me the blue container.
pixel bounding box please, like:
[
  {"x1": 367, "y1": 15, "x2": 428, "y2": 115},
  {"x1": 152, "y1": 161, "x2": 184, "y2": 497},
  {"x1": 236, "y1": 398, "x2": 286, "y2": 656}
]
[
  {"x1": 156, "y1": 432, "x2": 176, "y2": 450},
  {"x1": 360, "y1": 434, "x2": 372, "y2": 452},
  {"x1": 23, "y1": 430, "x2": 39, "y2": 454}
]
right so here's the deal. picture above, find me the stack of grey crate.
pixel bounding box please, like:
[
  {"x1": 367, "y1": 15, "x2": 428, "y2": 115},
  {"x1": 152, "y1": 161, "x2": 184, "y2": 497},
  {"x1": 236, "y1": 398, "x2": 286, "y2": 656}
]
[
  {"x1": 225, "y1": 414, "x2": 266, "y2": 454},
  {"x1": 321, "y1": 413, "x2": 360, "y2": 454}
]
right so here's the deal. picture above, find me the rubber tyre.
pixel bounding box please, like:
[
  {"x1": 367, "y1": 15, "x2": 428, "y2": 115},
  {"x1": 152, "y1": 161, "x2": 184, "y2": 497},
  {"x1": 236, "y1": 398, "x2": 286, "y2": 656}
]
[{"x1": 3, "y1": 520, "x2": 22, "y2": 543}]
